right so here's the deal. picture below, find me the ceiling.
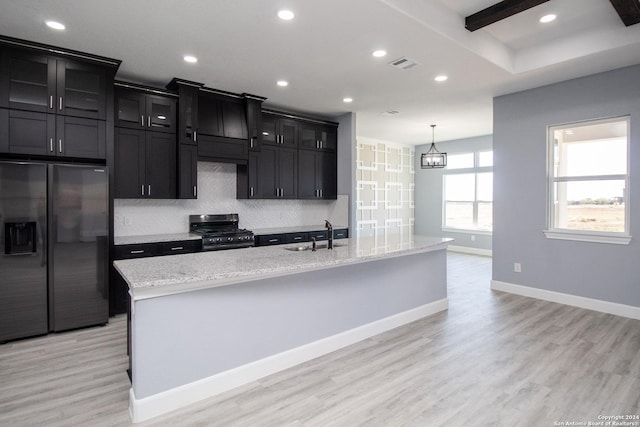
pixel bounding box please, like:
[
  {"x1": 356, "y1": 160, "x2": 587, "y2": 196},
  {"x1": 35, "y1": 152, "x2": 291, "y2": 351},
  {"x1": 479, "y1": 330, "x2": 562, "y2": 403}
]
[{"x1": 0, "y1": 0, "x2": 638, "y2": 145}]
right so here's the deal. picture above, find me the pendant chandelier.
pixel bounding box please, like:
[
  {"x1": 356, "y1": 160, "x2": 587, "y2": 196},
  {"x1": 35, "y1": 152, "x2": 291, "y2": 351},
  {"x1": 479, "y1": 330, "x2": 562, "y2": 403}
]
[{"x1": 420, "y1": 124, "x2": 447, "y2": 168}]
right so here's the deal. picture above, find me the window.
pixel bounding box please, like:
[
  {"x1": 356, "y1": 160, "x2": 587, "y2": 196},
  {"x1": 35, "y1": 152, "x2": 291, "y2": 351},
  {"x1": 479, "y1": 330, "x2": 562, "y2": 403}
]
[
  {"x1": 443, "y1": 151, "x2": 493, "y2": 232},
  {"x1": 545, "y1": 116, "x2": 630, "y2": 244}
]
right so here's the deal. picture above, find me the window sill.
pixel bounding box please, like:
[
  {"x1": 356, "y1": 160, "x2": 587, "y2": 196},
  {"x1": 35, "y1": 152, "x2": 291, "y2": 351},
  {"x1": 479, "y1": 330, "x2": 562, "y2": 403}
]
[
  {"x1": 442, "y1": 227, "x2": 492, "y2": 236},
  {"x1": 543, "y1": 230, "x2": 631, "y2": 245}
]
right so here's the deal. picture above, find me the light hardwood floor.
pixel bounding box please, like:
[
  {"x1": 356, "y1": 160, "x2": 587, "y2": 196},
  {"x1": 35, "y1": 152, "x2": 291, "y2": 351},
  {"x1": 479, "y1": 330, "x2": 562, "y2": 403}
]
[{"x1": 1, "y1": 253, "x2": 638, "y2": 426}]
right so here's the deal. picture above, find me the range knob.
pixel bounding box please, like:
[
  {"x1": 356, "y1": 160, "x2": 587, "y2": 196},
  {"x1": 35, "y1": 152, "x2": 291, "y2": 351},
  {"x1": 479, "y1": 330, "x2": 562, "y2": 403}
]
[{"x1": 227, "y1": 237, "x2": 233, "y2": 242}]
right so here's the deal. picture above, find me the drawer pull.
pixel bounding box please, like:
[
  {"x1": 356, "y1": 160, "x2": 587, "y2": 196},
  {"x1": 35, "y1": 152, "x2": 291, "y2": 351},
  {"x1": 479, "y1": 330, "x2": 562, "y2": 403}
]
[
  {"x1": 293, "y1": 237, "x2": 302, "y2": 240},
  {"x1": 170, "y1": 247, "x2": 184, "y2": 251},
  {"x1": 130, "y1": 250, "x2": 145, "y2": 254},
  {"x1": 268, "y1": 239, "x2": 279, "y2": 243}
]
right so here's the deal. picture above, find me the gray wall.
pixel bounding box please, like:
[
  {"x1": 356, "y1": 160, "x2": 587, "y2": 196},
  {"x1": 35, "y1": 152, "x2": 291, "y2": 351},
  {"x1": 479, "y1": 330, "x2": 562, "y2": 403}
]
[
  {"x1": 414, "y1": 135, "x2": 493, "y2": 251},
  {"x1": 493, "y1": 64, "x2": 640, "y2": 307},
  {"x1": 334, "y1": 112, "x2": 357, "y2": 233}
]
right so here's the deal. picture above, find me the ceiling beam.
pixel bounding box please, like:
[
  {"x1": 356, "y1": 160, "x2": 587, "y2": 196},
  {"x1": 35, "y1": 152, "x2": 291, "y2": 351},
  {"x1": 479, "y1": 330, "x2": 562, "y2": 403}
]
[
  {"x1": 609, "y1": 0, "x2": 640, "y2": 26},
  {"x1": 465, "y1": 0, "x2": 550, "y2": 32}
]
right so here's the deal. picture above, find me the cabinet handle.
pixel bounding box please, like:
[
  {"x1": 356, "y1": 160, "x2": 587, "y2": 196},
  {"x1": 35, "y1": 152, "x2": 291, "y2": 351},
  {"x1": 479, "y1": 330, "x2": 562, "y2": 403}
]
[
  {"x1": 193, "y1": 186, "x2": 197, "y2": 197},
  {"x1": 170, "y1": 247, "x2": 184, "y2": 251},
  {"x1": 141, "y1": 115, "x2": 144, "y2": 127},
  {"x1": 250, "y1": 137, "x2": 254, "y2": 149},
  {"x1": 293, "y1": 237, "x2": 302, "y2": 240},
  {"x1": 148, "y1": 116, "x2": 151, "y2": 128},
  {"x1": 49, "y1": 96, "x2": 54, "y2": 109},
  {"x1": 268, "y1": 239, "x2": 278, "y2": 243},
  {"x1": 250, "y1": 187, "x2": 254, "y2": 197},
  {"x1": 130, "y1": 250, "x2": 145, "y2": 254},
  {"x1": 141, "y1": 185, "x2": 144, "y2": 196},
  {"x1": 320, "y1": 140, "x2": 323, "y2": 149},
  {"x1": 49, "y1": 138, "x2": 54, "y2": 152},
  {"x1": 320, "y1": 189, "x2": 323, "y2": 198},
  {"x1": 58, "y1": 139, "x2": 63, "y2": 153},
  {"x1": 148, "y1": 185, "x2": 151, "y2": 196},
  {"x1": 193, "y1": 131, "x2": 197, "y2": 142},
  {"x1": 59, "y1": 97, "x2": 63, "y2": 111}
]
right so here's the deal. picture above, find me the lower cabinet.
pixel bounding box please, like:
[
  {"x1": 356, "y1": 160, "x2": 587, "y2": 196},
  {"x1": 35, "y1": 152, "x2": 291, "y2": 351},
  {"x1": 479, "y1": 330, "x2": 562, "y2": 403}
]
[
  {"x1": 114, "y1": 127, "x2": 176, "y2": 199},
  {"x1": 0, "y1": 108, "x2": 106, "y2": 159},
  {"x1": 254, "y1": 228, "x2": 348, "y2": 247}
]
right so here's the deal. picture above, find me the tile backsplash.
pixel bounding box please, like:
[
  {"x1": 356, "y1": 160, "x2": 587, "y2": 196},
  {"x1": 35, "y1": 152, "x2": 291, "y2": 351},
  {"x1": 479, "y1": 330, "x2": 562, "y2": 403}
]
[{"x1": 114, "y1": 162, "x2": 349, "y2": 237}]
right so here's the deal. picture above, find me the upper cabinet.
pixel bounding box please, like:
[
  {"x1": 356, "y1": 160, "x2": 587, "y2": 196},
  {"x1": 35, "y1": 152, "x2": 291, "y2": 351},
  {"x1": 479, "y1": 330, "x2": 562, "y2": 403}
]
[
  {"x1": 299, "y1": 122, "x2": 337, "y2": 152},
  {"x1": 261, "y1": 113, "x2": 298, "y2": 148},
  {"x1": 0, "y1": 40, "x2": 119, "y2": 160},
  {"x1": 0, "y1": 49, "x2": 109, "y2": 120},
  {"x1": 115, "y1": 87, "x2": 176, "y2": 133},
  {"x1": 244, "y1": 95, "x2": 265, "y2": 151},
  {"x1": 167, "y1": 79, "x2": 202, "y2": 145}
]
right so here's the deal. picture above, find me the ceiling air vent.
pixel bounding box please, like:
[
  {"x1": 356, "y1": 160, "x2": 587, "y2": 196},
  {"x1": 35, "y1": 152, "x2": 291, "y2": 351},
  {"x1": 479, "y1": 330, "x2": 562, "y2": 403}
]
[
  {"x1": 381, "y1": 110, "x2": 400, "y2": 116},
  {"x1": 389, "y1": 57, "x2": 418, "y2": 70}
]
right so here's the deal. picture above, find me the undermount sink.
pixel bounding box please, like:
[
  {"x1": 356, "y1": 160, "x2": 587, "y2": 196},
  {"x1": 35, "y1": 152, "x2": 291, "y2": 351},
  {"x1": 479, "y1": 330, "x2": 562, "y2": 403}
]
[{"x1": 284, "y1": 243, "x2": 346, "y2": 251}]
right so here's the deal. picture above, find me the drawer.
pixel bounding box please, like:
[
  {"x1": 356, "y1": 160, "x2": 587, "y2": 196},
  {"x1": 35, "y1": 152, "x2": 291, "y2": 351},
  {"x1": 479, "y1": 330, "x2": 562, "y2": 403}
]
[
  {"x1": 158, "y1": 240, "x2": 201, "y2": 255},
  {"x1": 114, "y1": 243, "x2": 158, "y2": 260},
  {"x1": 333, "y1": 228, "x2": 349, "y2": 239},
  {"x1": 309, "y1": 230, "x2": 328, "y2": 241},
  {"x1": 256, "y1": 234, "x2": 288, "y2": 246},
  {"x1": 286, "y1": 232, "x2": 308, "y2": 244}
]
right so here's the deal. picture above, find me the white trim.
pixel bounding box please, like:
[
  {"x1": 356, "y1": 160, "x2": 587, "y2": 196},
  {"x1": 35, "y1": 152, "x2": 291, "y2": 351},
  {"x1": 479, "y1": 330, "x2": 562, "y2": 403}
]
[
  {"x1": 442, "y1": 227, "x2": 492, "y2": 236},
  {"x1": 129, "y1": 299, "x2": 449, "y2": 423},
  {"x1": 491, "y1": 280, "x2": 640, "y2": 320},
  {"x1": 543, "y1": 229, "x2": 631, "y2": 245},
  {"x1": 447, "y1": 245, "x2": 492, "y2": 257}
]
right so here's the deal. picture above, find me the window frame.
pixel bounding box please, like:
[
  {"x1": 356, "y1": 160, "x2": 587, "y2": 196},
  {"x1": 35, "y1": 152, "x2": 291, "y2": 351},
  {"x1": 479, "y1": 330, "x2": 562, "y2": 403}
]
[
  {"x1": 544, "y1": 116, "x2": 631, "y2": 245},
  {"x1": 442, "y1": 150, "x2": 493, "y2": 234}
]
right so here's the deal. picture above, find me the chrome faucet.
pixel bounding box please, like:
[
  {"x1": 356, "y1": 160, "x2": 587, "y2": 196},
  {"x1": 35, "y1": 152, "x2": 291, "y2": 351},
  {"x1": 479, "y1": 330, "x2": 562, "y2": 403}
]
[{"x1": 325, "y1": 220, "x2": 333, "y2": 249}]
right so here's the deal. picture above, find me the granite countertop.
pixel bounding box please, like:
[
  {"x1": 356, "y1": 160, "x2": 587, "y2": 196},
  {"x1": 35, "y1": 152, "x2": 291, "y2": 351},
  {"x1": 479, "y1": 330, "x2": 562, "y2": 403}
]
[
  {"x1": 251, "y1": 225, "x2": 349, "y2": 235},
  {"x1": 114, "y1": 233, "x2": 201, "y2": 246},
  {"x1": 114, "y1": 235, "x2": 453, "y2": 301}
]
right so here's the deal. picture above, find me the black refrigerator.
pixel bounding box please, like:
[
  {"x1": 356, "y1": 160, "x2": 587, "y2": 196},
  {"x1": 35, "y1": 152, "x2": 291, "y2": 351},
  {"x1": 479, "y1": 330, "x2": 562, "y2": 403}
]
[{"x1": 0, "y1": 161, "x2": 108, "y2": 342}]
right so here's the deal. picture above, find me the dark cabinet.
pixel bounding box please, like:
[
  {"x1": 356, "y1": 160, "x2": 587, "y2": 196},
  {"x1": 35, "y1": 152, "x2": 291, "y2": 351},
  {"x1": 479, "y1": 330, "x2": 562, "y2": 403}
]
[
  {"x1": 244, "y1": 96, "x2": 264, "y2": 151},
  {"x1": 115, "y1": 88, "x2": 176, "y2": 134},
  {"x1": 262, "y1": 113, "x2": 298, "y2": 148},
  {"x1": 0, "y1": 108, "x2": 105, "y2": 159},
  {"x1": 299, "y1": 122, "x2": 337, "y2": 151},
  {"x1": 114, "y1": 240, "x2": 201, "y2": 260},
  {"x1": 175, "y1": 83, "x2": 200, "y2": 145},
  {"x1": 298, "y1": 150, "x2": 337, "y2": 199},
  {"x1": 0, "y1": 49, "x2": 107, "y2": 120},
  {"x1": 254, "y1": 145, "x2": 297, "y2": 198},
  {"x1": 178, "y1": 144, "x2": 198, "y2": 199},
  {"x1": 114, "y1": 127, "x2": 176, "y2": 199}
]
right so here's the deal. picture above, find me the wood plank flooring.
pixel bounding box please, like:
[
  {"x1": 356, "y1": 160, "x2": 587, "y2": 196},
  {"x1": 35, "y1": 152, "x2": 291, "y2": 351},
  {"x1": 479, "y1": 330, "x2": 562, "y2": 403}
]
[{"x1": 1, "y1": 253, "x2": 638, "y2": 426}]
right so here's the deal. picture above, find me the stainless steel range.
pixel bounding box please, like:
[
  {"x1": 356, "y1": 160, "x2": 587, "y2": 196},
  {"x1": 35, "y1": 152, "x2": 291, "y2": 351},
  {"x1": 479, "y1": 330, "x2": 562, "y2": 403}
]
[{"x1": 189, "y1": 214, "x2": 255, "y2": 251}]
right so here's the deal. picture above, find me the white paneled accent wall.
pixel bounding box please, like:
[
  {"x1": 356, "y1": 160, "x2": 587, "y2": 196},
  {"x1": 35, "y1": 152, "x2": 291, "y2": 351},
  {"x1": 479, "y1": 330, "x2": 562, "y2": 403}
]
[
  {"x1": 356, "y1": 137, "x2": 414, "y2": 239},
  {"x1": 114, "y1": 162, "x2": 349, "y2": 237}
]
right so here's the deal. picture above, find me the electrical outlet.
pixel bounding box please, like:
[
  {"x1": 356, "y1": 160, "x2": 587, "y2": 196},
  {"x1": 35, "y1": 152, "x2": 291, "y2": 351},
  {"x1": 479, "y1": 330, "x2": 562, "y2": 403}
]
[
  {"x1": 124, "y1": 216, "x2": 132, "y2": 226},
  {"x1": 514, "y1": 262, "x2": 522, "y2": 273},
  {"x1": 470, "y1": 235, "x2": 476, "y2": 241}
]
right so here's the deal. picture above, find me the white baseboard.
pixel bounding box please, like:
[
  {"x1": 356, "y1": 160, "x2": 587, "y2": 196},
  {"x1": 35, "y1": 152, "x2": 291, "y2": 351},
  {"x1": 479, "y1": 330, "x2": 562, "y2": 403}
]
[
  {"x1": 491, "y1": 280, "x2": 640, "y2": 320},
  {"x1": 130, "y1": 298, "x2": 449, "y2": 423},
  {"x1": 447, "y1": 245, "x2": 492, "y2": 257}
]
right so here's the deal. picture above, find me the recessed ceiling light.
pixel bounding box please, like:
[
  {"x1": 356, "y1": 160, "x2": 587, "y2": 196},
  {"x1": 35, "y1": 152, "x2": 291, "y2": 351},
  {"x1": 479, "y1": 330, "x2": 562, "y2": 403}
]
[
  {"x1": 434, "y1": 75, "x2": 448, "y2": 82},
  {"x1": 277, "y1": 80, "x2": 289, "y2": 87},
  {"x1": 45, "y1": 21, "x2": 65, "y2": 30},
  {"x1": 372, "y1": 50, "x2": 387, "y2": 58},
  {"x1": 183, "y1": 55, "x2": 198, "y2": 63},
  {"x1": 343, "y1": 97, "x2": 353, "y2": 103},
  {"x1": 278, "y1": 10, "x2": 295, "y2": 20},
  {"x1": 540, "y1": 14, "x2": 556, "y2": 23}
]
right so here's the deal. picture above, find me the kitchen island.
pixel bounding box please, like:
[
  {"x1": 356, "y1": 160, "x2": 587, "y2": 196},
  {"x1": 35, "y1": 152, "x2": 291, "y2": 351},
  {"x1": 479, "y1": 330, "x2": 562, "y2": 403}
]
[{"x1": 115, "y1": 234, "x2": 452, "y2": 422}]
